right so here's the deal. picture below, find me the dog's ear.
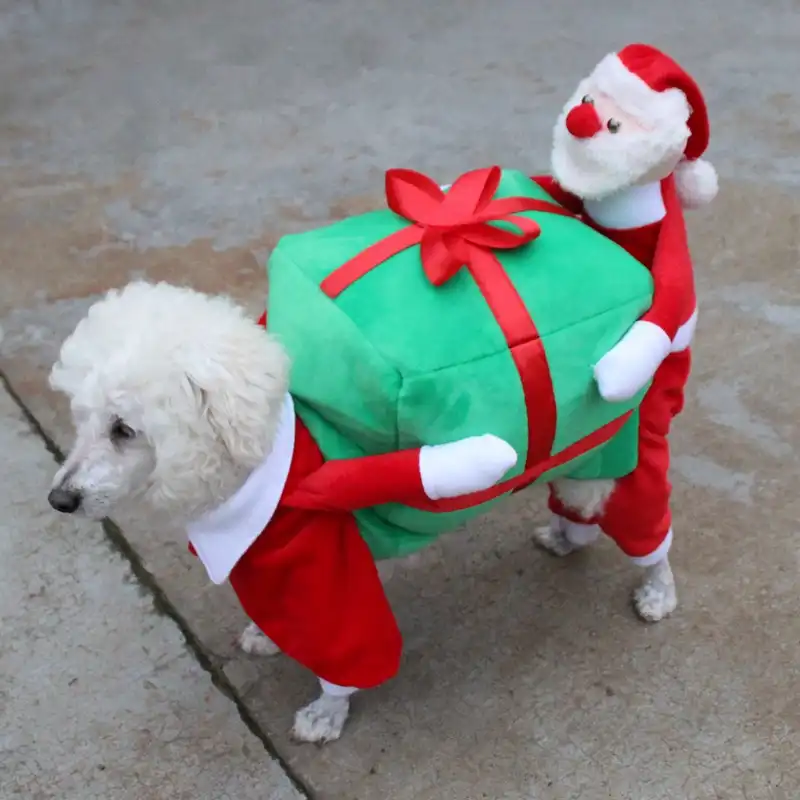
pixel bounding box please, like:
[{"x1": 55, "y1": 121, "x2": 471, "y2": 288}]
[
  {"x1": 183, "y1": 374, "x2": 261, "y2": 466},
  {"x1": 183, "y1": 332, "x2": 289, "y2": 468}
]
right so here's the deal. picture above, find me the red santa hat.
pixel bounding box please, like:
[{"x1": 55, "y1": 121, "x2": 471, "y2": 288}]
[{"x1": 590, "y1": 43, "x2": 718, "y2": 209}]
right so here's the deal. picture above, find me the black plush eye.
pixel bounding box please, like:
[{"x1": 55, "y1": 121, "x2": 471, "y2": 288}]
[
  {"x1": 110, "y1": 418, "x2": 136, "y2": 441},
  {"x1": 607, "y1": 119, "x2": 621, "y2": 133},
  {"x1": 581, "y1": 94, "x2": 594, "y2": 104}
]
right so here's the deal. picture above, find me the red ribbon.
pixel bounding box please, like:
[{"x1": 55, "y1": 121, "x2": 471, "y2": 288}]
[
  {"x1": 407, "y1": 410, "x2": 634, "y2": 512},
  {"x1": 320, "y1": 166, "x2": 573, "y2": 469},
  {"x1": 321, "y1": 166, "x2": 570, "y2": 295}
]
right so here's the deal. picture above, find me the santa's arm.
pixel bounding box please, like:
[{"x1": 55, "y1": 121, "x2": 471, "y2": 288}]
[
  {"x1": 594, "y1": 179, "x2": 696, "y2": 402},
  {"x1": 284, "y1": 435, "x2": 517, "y2": 512},
  {"x1": 638, "y1": 204, "x2": 696, "y2": 345},
  {"x1": 530, "y1": 175, "x2": 585, "y2": 215}
]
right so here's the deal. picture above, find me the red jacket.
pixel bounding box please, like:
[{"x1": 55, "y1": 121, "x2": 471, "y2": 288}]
[{"x1": 190, "y1": 411, "x2": 438, "y2": 689}]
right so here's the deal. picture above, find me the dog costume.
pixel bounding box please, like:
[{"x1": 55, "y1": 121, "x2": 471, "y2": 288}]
[
  {"x1": 535, "y1": 43, "x2": 717, "y2": 563},
  {"x1": 188, "y1": 394, "x2": 519, "y2": 689},
  {"x1": 188, "y1": 164, "x2": 665, "y2": 690}
]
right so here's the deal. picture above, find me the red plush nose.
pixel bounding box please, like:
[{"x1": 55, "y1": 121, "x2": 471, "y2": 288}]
[{"x1": 565, "y1": 104, "x2": 602, "y2": 139}]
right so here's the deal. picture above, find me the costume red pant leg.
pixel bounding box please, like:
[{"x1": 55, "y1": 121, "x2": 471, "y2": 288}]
[
  {"x1": 548, "y1": 349, "x2": 691, "y2": 561},
  {"x1": 596, "y1": 348, "x2": 691, "y2": 563}
]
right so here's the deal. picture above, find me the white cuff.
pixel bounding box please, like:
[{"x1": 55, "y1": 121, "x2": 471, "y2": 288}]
[
  {"x1": 319, "y1": 679, "x2": 358, "y2": 698},
  {"x1": 671, "y1": 308, "x2": 698, "y2": 352},
  {"x1": 419, "y1": 434, "x2": 517, "y2": 500},
  {"x1": 594, "y1": 320, "x2": 671, "y2": 402},
  {"x1": 564, "y1": 521, "x2": 602, "y2": 548},
  {"x1": 629, "y1": 528, "x2": 673, "y2": 566}
]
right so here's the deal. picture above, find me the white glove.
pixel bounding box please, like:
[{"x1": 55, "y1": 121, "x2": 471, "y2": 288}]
[
  {"x1": 594, "y1": 321, "x2": 671, "y2": 402},
  {"x1": 419, "y1": 434, "x2": 517, "y2": 500}
]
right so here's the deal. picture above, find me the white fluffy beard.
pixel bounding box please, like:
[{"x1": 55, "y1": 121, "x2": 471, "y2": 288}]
[{"x1": 551, "y1": 102, "x2": 687, "y2": 201}]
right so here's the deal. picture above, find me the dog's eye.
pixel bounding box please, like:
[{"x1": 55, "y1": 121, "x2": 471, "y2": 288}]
[
  {"x1": 607, "y1": 118, "x2": 621, "y2": 133},
  {"x1": 110, "y1": 418, "x2": 136, "y2": 441}
]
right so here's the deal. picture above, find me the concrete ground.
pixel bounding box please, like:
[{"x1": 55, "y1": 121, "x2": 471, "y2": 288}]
[
  {"x1": 0, "y1": 384, "x2": 304, "y2": 800},
  {"x1": 1, "y1": 1, "x2": 799, "y2": 798}
]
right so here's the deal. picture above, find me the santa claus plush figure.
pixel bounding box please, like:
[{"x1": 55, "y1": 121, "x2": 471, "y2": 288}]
[{"x1": 533, "y1": 43, "x2": 717, "y2": 620}]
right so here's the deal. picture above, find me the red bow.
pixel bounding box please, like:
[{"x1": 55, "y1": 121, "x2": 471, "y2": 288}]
[
  {"x1": 385, "y1": 166, "x2": 547, "y2": 285},
  {"x1": 321, "y1": 166, "x2": 570, "y2": 298},
  {"x1": 316, "y1": 166, "x2": 583, "y2": 476}
]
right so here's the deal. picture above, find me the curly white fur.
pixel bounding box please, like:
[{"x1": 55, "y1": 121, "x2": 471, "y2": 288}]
[
  {"x1": 238, "y1": 622, "x2": 281, "y2": 657},
  {"x1": 49, "y1": 281, "x2": 289, "y2": 521},
  {"x1": 531, "y1": 479, "x2": 612, "y2": 559},
  {"x1": 674, "y1": 157, "x2": 718, "y2": 208},
  {"x1": 292, "y1": 693, "x2": 351, "y2": 743},
  {"x1": 551, "y1": 477, "x2": 615, "y2": 520},
  {"x1": 551, "y1": 76, "x2": 689, "y2": 201},
  {"x1": 634, "y1": 558, "x2": 678, "y2": 621}
]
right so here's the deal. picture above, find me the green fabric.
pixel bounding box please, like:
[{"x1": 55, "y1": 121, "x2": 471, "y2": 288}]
[{"x1": 266, "y1": 169, "x2": 653, "y2": 560}]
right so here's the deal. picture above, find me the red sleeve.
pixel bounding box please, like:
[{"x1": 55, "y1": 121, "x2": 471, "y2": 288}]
[
  {"x1": 231, "y1": 512, "x2": 402, "y2": 689},
  {"x1": 639, "y1": 177, "x2": 696, "y2": 340},
  {"x1": 283, "y1": 448, "x2": 428, "y2": 512},
  {"x1": 531, "y1": 175, "x2": 585, "y2": 215}
]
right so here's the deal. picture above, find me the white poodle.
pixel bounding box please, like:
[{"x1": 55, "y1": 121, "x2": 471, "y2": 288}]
[{"x1": 47, "y1": 280, "x2": 676, "y2": 744}]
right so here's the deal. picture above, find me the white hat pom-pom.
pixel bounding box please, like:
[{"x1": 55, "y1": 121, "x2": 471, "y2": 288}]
[{"x1": 674, "y1": 158, "x2": 718, "y2": 208}]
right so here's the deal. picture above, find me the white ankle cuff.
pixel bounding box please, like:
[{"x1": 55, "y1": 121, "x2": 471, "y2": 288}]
[
  {"x1": 319, "y1": 679, "x2": 358, "y2": 698},
  {"x1": 630, "y1": 528, "x2": 673, "y2": 567},
  {"x1": 564, "y1": 522, "x2": 601, "y2": 547}
]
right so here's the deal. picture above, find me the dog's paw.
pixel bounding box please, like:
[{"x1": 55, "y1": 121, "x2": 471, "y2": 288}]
[
  {"x1": 532, "y1": 519, "x2": 577, "y2": 557},
  {"x1": 238, "y1": 622, "x2": 281, "y2": 656},
  {"x1": 291, "y1": 694, "x2": 350, "y2": 744},
  {"x1": 633, "y1": 575, "x2": 677, "y2": 622}
]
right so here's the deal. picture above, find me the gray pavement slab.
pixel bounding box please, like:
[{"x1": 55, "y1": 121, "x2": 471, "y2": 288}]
[
  {"x1": 0, "y1": 385, "x2": 305, "y2": 800},
  {"x1": 1, "y1": 1, "x2": 800, "y2": 798}
]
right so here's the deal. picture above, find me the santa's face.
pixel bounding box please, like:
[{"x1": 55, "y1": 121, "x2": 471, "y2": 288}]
[{"x1": 551, "y1": 78, "x2": 689, "y2": 200}]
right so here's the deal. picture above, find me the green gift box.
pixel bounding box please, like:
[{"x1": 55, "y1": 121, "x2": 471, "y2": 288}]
[{"x1": 266, "y1": 167, "x2": 653, "y2": 559}]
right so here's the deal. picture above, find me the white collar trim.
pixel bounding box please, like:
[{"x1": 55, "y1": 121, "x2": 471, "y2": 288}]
[
  {"x1": 186, "y1": 394, "x2": 296, "y2": 585},
  {"x1": 584, "y1": 181, "x2": 666, "y2": 230}
]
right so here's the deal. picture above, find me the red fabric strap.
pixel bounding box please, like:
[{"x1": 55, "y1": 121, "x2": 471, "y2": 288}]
[
  {"x1": 320, "y1": 225, "x2": 422, "y2": 299},
  {"x1": 406, "y1": 411, "x2": 634, "y2": 512},
  {"x1": 321, "y1": 169, "x2": 570, "y2": 297},
  {"x1": 464, "y1": 246, "x2": 557, "y2": 466},
  {"x1": 228, "y1": 419, "x2": 402, "y2": 689},
  {"x1": 231, "y1": 510, "x2": 401, "y2": 689},
  {"x1": 320, "y1": 166, "x2": 574, "y2": 470}
]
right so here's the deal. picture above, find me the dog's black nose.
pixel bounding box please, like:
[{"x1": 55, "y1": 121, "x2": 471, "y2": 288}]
[{"x1": 48, "y1": 487, "x2": 82, "y2": 514}]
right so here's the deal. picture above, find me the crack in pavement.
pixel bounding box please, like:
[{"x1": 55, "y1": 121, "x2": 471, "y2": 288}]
[{"x1": 0, "y1": 366, "x2": 315, "y2": 800}]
